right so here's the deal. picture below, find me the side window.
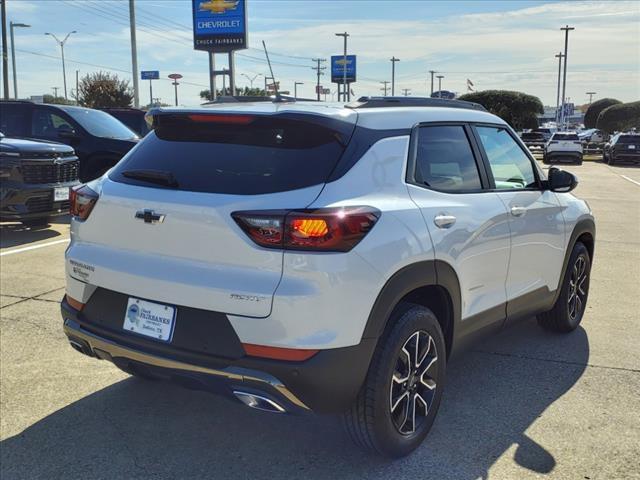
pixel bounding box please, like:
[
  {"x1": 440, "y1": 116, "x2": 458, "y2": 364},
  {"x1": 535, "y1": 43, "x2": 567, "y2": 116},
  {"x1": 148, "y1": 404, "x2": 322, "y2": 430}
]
[
  {"x1": 476, "y1": 126, "x2": 537, "y2": 189},
  {"x1": 0, "y1": 104, "x2": 29, "y2": 136},
  {"x1": 31, "y1": 109, "x2": 74, "y2": 139},
  {"x1": 414, "y1": 125, "x2": 482, "y2": 192}
]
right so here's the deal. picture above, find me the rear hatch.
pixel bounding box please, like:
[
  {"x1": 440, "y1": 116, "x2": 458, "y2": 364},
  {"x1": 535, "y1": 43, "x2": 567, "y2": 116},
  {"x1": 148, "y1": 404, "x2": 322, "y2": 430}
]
[
  {"x1": 70, "y1": 107, "x2": 356, "y2": 317},
  {"x1": 615, "y1": 135, "x2": 640, "y2": 154},
  {"x1": 548, "y1": 133, "x2": 582, "y2": 152}
]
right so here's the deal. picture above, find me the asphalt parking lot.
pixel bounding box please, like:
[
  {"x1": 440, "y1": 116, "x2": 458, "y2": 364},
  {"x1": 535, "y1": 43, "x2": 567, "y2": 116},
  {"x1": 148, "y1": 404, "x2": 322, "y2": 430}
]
[{"x1": 1, "y1": 160, "x2": 639, "y2": 480}]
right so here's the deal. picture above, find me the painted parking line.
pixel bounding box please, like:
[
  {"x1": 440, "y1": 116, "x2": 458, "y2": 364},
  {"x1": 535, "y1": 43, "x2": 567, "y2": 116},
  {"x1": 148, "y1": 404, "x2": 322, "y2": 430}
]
[
  {"x1": 0, "y1": 238, "x2": 69, "y2": 257},
  {"x1": 620, "y1": 175, "x2": 640, "y2": 187}
]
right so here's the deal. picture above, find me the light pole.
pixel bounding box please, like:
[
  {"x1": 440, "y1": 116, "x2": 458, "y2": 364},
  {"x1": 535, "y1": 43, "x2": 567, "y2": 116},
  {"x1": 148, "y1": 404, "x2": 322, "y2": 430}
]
[
  {"x1": 402, "y1": 88, "x2": 411, "y2": 97},
  {"x1": 554, "y1": 51, "x2": 564, "y2": 124},
  {"x1": 294, "y1": 81, "x2": 303, "y2": 99},
  {"x1": 129, "y1": 0, "x2": 139, "y2": 107},
  {"x1": 428, "y1": 70, "x2": 436, "y2": 96},
  {"x1": 390, "y1": 57, "x2": 400, "y2": 96},
  {"x1": 586, "y1": 91, "x2": 596, "y2": 104},
  {"x1": 2, "y1": 0, "x2": 9, "y2": 100},
  {"x1": 560, "y1": 25, "x2": 575, "y2": 129},
  {"x1": 45, "y1": 30, "x2": 76, "y2": 100},
  {"x1": 335, "y1": 32, "x2": 350, "y2": 101},
  {"x1": 10, "y1": 22, "x2": 30, "y2": 99},
  {"x1": 241, "y1": 73, "x2": 260, "y2": 89},
  {"x1": 436, "y1": 75, "x2": 444, "y2": 97},
  {"x1": 52, "y1": 86, "x2": 59, "y2": 98},
  {"x1": 380, "y1": 80, "x2": 389, "y2": 96}
]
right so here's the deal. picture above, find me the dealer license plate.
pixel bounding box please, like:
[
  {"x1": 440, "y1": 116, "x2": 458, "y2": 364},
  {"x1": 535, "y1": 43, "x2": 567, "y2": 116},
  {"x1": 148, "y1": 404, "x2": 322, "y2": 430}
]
[{"x1": 123, "y1": 297, "x2": 176, "y2": 342}]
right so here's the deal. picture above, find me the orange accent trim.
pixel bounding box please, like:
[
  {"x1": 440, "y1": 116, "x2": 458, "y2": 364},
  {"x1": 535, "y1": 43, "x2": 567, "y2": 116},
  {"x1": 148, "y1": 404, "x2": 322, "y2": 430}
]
[
  {"x1": 243, "y1": 343, "x2": 318, "y2": 361},
  {"x1": 65, "y1": 294, "x2": 85, "y2": 312}
]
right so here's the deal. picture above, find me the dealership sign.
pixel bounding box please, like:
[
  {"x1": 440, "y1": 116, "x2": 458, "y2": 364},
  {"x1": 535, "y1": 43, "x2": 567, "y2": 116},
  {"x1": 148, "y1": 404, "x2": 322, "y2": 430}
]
[
  {"x1": 141, "y1": 70, "x2": 160, "y2": 80},
  {"x1": 192, "y1": 0, "x2": 248, "y2": 52},
  {"x1": 331, "y1": 55, "x2": 356, "y2": 83}
]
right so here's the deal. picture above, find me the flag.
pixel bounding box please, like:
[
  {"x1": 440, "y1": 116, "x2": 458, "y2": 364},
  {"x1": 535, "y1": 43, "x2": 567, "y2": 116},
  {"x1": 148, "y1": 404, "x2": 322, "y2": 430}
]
[{"x1": 467, "y1": 79, "x2": 475, "y2": 92}]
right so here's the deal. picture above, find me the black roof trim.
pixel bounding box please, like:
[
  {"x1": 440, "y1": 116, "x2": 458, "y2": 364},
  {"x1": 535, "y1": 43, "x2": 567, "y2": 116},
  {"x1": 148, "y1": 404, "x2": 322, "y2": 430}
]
[{"x1": 346, "y1": 96, "x2": 487, "y2": 112}]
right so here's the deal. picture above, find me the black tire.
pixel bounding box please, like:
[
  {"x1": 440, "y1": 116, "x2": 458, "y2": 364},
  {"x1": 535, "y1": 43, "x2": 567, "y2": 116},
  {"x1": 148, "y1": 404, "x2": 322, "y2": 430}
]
[
  {"x1": 542, "y1": 153, "x2": 549, "y2": 164},
  {"x1": 537, "y1": 242, "x2": 591, "y2": 333},
  {"x1": 609, "y1": 155, "x2": 616, "y2": 166},
  {"x1": 576, "y1": 156, "x2": 583, "y2": 166},
  {"x1": 602, "y1": 152, "x2": 609, "y2": 164},
  {"x1": 21, "y1": 217, "x2": 50, "y2": 228},
  {"x1": 343, "y1": 303, "x2": 446, "y2": 458}
]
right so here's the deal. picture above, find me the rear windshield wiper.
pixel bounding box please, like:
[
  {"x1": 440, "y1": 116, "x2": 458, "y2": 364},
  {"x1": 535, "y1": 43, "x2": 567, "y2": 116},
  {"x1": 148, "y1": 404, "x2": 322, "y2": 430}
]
[{"x1": 121, "y1": 169, "x2": 179, "y2": 188}]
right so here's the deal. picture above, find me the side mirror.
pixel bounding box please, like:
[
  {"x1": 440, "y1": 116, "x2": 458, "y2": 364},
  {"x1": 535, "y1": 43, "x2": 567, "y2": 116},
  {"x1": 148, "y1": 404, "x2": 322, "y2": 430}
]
[
  {"x1": 547, "y1": 167, "x2": 577, "y2": 193},
  {"x1": 57, "y1": 125, "x2": 78, "y2": 139}
]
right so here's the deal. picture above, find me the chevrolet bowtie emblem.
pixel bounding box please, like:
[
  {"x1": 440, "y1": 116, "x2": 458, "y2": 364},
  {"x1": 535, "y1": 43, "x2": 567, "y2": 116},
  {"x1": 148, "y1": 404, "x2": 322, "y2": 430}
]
[{"x1": 135, "y1": 209, "x2": 165, "y2": 224}]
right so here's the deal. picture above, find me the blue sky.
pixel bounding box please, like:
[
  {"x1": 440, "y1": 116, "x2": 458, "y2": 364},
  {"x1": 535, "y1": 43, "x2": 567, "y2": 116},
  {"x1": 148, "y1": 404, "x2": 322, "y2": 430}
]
[{"x1": 3, "y1": 0, "x2": 639, "y2": 106}]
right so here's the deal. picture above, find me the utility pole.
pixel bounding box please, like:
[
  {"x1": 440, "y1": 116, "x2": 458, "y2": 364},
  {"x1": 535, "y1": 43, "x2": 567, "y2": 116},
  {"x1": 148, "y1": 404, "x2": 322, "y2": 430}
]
[
  {"x1": 436, "y1": 75, "x2": 444, "y2": 97},
  {"x1": 554, "y1": 51, "x2": 564, "y2": 124},
  {"x1": 75, "y1": 69, "x2": 79, "y2": 104},
  {"x1": 10, "y1": 22, "x2": 30, "y2": 99},
  {"x1": 1, "y1": 0, "x2": 9, "y2": 100},
  {"x1": 380, "y1": 80, "x2": 390, "y2": 96},
  {"x1": 560, "y1": 25, "x2": 575, "y2": 130},
  {"x1": 45, "y1": 31, "x2": 76, "y2": 100},
  {"x1": 52, "y1": 86, "x2": 59, "y2": 98},
  {"x1": 312, "y1": 58, "x2": 326, "y2": 101},
  {"x1": 428, "y1": 70, "x2": 436, "y2": 96},
  {"x1": 390, "y1": 57, "x2": 400, "y2": 96},
  {"x1": 129, "y1": 0, "x2": 139, "y2": 107},
  {"x1": 586, "y1": 91, "x2": 596, "y2": 104},
  {"x1": 209, "y1": 52, "x2": 216, "y2": 101},
  {"x1": 402, "y1": 88, "x2": 411, "y2": 97},
  {"x1": 294, "y1": 81, "x2": 303, "y2": 99},
  {"x1": 335, "y1": 32, "x2": 350, "y2": 101}
]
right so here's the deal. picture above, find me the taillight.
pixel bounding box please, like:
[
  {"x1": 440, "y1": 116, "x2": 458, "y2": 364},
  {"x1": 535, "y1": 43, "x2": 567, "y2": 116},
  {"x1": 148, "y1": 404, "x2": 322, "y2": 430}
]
[
  {"x1": 232, "y1": 207, "x2": 380, "y2": 252},
  {"x1": 69, "y1": 185, "x2": 99, "y2": 220}
]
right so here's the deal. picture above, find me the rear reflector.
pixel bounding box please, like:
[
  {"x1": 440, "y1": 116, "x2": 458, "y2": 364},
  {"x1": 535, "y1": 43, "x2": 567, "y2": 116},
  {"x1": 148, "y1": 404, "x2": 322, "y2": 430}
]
[
  {"x1": 70, "y1": 185, "x2": 99, "y2": 220},
  {"x1": 243, "y1": 343, "x2": 318, "y2": 361},
  {"x1": 232, "y1": 207, "x2": 380, "y2": 252},
  {"x1": 65, "y1": 294, "x2": 85, "y2": 311}
]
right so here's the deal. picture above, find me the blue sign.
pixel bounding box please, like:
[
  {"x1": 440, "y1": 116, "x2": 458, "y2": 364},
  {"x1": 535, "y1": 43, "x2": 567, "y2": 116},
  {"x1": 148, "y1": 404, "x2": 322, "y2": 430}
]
[
  {"x1": 192, "y1": 0, "x2": 247, "y2": 52},
  {"x1": 331, "y1": 55, "x2": 356, "y2": 83},
  {"x1": 141, "y1": 70, "x2": 160, "y2": 80}
]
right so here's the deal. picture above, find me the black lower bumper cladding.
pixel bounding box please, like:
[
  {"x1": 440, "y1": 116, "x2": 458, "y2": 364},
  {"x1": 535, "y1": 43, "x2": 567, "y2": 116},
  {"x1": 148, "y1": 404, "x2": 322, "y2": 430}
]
[{"x1": 61, "y1": 289, "x2": 377, "y2": 414}]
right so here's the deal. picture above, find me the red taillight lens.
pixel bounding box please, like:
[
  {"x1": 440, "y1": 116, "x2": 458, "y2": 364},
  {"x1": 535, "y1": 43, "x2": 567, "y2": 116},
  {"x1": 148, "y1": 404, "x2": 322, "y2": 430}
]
[
  {"x1": 232, "y1": 207, "x2": 380, "y2": 252},
  {"x1": 187, "y1": 114, "x2": 255, "y2": 124},
  {"x1": 69, "y1": 185, "x2": 98, "y2": 220},
  {"x1": 243, "y1": 343, "x2": 318, "y2": 361}
]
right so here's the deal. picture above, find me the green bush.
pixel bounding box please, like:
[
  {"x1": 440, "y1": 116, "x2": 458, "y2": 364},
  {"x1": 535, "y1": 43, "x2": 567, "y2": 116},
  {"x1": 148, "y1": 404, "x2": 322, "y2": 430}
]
[
  {"x1": 458, "y1": 90, "x2": 543, "y2": 130},
  {"x1": 596, "y1": 101, "x2": 640, "y2": 134},
  {"x1": 584, "y1": 98, "x2": 621, "y2": 128}
]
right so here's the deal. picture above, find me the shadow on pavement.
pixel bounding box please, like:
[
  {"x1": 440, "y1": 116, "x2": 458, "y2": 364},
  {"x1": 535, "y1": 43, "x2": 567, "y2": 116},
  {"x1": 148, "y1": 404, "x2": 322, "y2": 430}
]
[
  {"x1": 0, "y1": 320, "x2": 589, "y2": 479},
  {"x1": 0, "y1": 216, "x2": 69, "y2": 249}
]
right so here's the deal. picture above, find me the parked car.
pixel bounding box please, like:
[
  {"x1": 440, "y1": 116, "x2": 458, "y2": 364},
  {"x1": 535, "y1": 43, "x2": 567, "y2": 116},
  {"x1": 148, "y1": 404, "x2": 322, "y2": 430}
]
[
  {"x1": 61, "y1": 97, "x2": 595, "y2": 458},
  {"x1": 0, "y1": 131, "x2": 80, "y2": 226},
  {"x1": 534, "y1": 126, "x2": 558, "y2": 142},
  {"x1": 544, "y1": 132, "x2": 583, "y2": 164},
  {"x1": 0, "y1": 101, "x2": 138, "y2": 182},
  {"x1": 603, "y1": 133, "x2": 640, "y2": 165},
  {"x1": 101, "y1": 107, "x2": 150, "y2": 137},
  {"x1": 578, "y1": 128, "x2": 606, "y2": 144}
]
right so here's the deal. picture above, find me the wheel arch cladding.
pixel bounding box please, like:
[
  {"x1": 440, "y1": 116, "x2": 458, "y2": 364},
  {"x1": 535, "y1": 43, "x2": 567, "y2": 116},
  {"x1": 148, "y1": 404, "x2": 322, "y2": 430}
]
[{"x1": 362, "y1": 260, "x2": 461, "y2": 359}]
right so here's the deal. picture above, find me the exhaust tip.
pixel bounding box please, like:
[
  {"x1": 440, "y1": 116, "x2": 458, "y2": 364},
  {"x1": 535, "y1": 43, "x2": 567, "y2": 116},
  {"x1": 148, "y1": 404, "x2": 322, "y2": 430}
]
[
  {"x1": 233, "y1": 391, "x2": 286, "y2": 413},
  {"x1": 69, "y1": 339, "x2": 93, "y2": 357}
]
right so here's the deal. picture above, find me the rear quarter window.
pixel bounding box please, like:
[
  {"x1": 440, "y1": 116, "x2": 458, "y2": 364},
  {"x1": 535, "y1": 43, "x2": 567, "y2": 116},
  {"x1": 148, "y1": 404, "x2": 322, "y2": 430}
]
[{"x1": 110, "y1": 114, "x2": 352, "y2": 195}]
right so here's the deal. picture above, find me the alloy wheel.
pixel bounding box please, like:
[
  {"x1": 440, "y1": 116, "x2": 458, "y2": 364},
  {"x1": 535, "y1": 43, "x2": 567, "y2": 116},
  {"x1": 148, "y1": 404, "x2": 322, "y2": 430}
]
[
  {"x1": 568, "y1": 254, "x2": 588, "y2": 321},
  {"x1": 389, "y1": 330, "x2": 438, "y2": 435}
]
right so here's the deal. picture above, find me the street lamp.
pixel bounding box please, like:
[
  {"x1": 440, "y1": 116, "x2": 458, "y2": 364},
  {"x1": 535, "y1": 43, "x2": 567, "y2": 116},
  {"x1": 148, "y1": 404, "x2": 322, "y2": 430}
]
[
  {"x1": 294, "y1": 82, "x2": 303, "y2": 99},
  {"x1": 335, "y1": 32, "x2": 350, "y2": 101},
  {"x1": 436, "y1": 75, "x2": 444, "y2": 98},
  {"x1": 45, "y1": 31, "x2": 76, "y2": 100},
  {"x1": 586, "y1": 91, "x2": 596, "y2": 104},
  {"x1": 241, "y1": 73, "x2": 261, "y2": 89},
  {"x1": 10, "y1": 22, "x2": 30, "y2": 99},
  {"x1": 390, "y1": 57, "x2": 400, "y2": 96}
]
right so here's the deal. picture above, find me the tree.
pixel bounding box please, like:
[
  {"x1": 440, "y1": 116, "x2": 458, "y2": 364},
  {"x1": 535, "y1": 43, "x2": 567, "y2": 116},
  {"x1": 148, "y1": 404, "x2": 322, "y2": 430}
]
[
  {"x1": 199, "y1": 86, "x2": 267, "y2": 101},
  {"x1": 583, "y1": 98, "x2": 621, "y2": 128},
  {"x1": 77, "y1": 71, "x2": 134, "y2": 108},
  {"x1": 42, "y1": 94, "x2": 74, "y2": 105},
  {"x1": 458, "y1": 90, "x2": 544, "y2": 130},
  {"x1": 596, "y1": 101, "x2": 640, "y2": 134}
]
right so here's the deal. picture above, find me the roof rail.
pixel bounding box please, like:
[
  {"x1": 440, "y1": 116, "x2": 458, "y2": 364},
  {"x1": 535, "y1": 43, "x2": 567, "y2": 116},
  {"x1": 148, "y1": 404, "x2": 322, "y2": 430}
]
[{"x1": 346, "y1": 96, "x2": 487, "y2": 112}]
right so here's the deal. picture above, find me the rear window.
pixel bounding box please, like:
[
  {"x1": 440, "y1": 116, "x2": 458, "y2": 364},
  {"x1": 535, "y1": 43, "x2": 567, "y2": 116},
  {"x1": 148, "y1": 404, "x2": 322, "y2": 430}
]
[
  {"x1": 552, "y1": 133, "x2": 579, "y2": 140},
  {"x1": 521, "y1": 132, "x2": 543, "y2": 140},
  {"x1": 617, "y1": 135, "x2": 639, "y2": 144},
  {"x1": 110, "y1": 114, "x2": 352, "y2": 195}
]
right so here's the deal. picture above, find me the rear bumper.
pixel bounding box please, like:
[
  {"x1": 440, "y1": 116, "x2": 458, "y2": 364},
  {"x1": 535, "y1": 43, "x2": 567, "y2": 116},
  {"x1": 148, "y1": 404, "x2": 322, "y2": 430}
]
[
  {"x1": 612, "y1": 151, "x2": 640, "y2": 162},
  {"x1": 61, "y1": 295, "x2": 377, "y2": 414},
  {"x1": 545, "y1": 150, "x2": 582, "y2": 162}
]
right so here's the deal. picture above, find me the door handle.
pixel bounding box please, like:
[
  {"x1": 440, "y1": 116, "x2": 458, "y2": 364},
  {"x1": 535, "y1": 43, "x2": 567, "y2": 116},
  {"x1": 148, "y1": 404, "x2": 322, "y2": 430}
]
[
  {"x1": 434, "y1": 214, "x2": 457, "y2": 229},
  {"x1": 510, "y1": 206, "x2": 527, "y2": 217}
]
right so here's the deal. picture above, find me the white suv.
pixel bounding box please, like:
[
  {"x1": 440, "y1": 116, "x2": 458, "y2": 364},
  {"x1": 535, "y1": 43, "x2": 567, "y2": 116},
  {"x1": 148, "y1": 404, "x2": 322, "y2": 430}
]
[
  {"x1": 544, "y1": 131, "x2": 584, "y2": 164},
  {"x1": 62, "y1": 97, "x2": 595, "y2": 458}
]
